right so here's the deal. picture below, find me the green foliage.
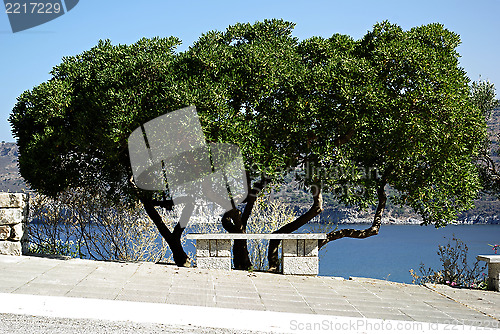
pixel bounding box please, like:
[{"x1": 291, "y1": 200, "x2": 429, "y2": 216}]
[
  {"x1": 355, "y1": 22, "x2": 486, "y2": 226},
  {"x1": 9, "y1": 19, "x2": 488, "y2": 237},
  {"x1": 10, "y1": 37, "x2": 183, "y2": 204},
  {"x1": 184, "y1": 19, "x2": 306, "y2": 181}
]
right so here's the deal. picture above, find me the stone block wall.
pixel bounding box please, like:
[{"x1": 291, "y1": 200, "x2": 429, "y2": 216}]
[
  {"x1": 282, "y1": 239, "x2": 319, "y2": 275},
  {"x1": 0, "y1": 193, "x2": 28, "y2": 256},
  {"x1": 196, "y1": 239, "x2": 232, "y2": 270}
]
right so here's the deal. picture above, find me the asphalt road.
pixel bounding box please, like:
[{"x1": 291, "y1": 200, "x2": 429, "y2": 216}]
[{"x1": 0, "y1": 313, "x2": 272, "y2": 334}]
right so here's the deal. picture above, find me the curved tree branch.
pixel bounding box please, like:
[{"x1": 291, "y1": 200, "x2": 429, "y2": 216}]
[{"x1": 319, "y1": 180, "x2": 387, "y2": 249}]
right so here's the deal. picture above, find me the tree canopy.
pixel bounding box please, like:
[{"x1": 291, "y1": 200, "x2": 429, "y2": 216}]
[{"x1": 10, "y1": 19, "x2": 488, "y2": 268}]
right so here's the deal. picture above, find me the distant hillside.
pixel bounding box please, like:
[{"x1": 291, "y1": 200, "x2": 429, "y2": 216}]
[
  {"x1": 0, "y1": 142, "x2": 27, "y2": 192},
  {"x1": 458, "y1": 107, "x2": 500, "y2": 224},
  {"x1": 486, "y1": 108, "x2": 500, "y2": 161}
]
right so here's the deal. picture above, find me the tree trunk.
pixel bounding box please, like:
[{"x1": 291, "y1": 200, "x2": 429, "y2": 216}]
[
  {"x1": 140, "y1": 197, "x2": 190, "y2": 267},
  {"x1": 221, "y1": 176, "x2": 269, "y2": 270},
  {"x1": 319, "y1": 181, "x2": 387, "y2": 248},
  {"x1": 221, "y1": 208, "x2": 252, "y2": 270},
  {"x1": 267, "y1": 184, "x2": 323, "y2": 272}
]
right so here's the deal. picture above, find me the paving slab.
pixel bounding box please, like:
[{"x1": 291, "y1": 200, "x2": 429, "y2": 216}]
[
  {"x1": 0, "y1": 255, "x2": 499, "y2": 330},
  {"x1": 425, "y1": 282, "x2": 500, "y2": 319}
]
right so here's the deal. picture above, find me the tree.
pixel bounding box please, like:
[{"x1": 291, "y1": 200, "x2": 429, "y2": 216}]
[
  {"x1": 181, "y1": 19, "x2": 307, "y2": 269},
  {"x1": 10, "y1": 20, "x2": 488, "y2": 272},
  {"x1": 10, "y1": 20, "x2": 305, "y2": 268},
  {"x1": 10, "y1": 37, "x2": 197, "y2": 266},
  {"x1": 266, "y1": 22, "x2": 487, "y2": 269}
]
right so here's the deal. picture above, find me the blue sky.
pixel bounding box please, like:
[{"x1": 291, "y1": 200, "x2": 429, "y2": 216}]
[{"x1": 1, "y1": 0, "x2": 499, "y2": 142}]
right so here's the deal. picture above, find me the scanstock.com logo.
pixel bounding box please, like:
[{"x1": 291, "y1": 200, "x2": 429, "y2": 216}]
[{"x1": 3, "y1": 0, "x2": 79, "y2": 32}]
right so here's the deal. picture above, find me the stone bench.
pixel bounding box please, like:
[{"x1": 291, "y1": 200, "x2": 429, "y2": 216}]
[
  {"x1": 186, "y1": 233, "x2": 326, "y2": 275},
  {"x1": 477, "y1": 255, "x2": 500, "y2": 291}
]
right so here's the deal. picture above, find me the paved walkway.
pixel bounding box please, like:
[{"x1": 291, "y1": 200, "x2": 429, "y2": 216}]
[{"x1": 0, "y1": 255, "x2": 499, "y2": 332}]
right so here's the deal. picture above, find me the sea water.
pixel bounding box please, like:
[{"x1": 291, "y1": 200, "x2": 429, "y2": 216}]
[{"x1": 317, "y1": 223, "x2": 499, "y2": 283}]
